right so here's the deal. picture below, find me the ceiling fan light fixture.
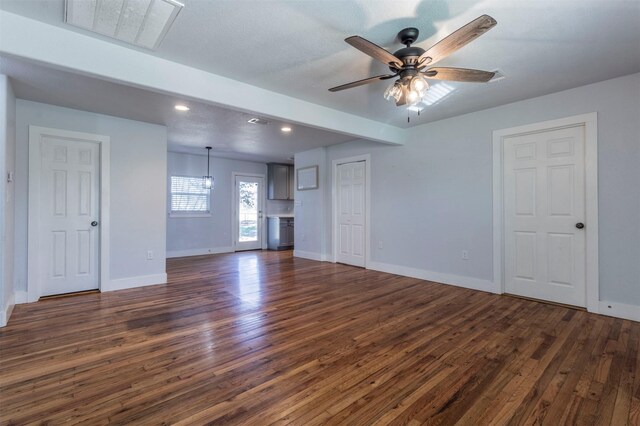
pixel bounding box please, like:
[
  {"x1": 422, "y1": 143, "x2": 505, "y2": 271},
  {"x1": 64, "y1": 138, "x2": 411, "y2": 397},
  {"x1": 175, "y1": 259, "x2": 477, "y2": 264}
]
[
  {"x1": 410, "y1": 75, "x2": 429, "y2": 97},
  {"x1": 203, "y1": 146, "x2": 213, "y2": 190},
  {"x1": 384, "y1": 82, "x2": 402, "y2": 102},
  {"x1": 405, "y1": 87, "x2": 421, "y2": 106},
  {"x1": 328, "y1": 15, "x2": 498, "y2": 113}
]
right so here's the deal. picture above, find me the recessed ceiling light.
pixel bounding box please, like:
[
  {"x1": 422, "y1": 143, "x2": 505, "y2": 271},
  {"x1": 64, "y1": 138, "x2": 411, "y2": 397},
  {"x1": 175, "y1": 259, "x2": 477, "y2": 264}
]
[
  {"x1": 175, "y1": 104, "x2": 190, "y2": 111},
  {"x1": 281, "y1": 126, "x2": 292, "y2": 132}
]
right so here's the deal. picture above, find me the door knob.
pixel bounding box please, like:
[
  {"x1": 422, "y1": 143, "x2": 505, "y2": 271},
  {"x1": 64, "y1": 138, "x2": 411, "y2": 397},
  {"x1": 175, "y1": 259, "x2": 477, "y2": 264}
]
[
  {"x1": 91, "y1": 221, "x2": 99, "y2": 227},
  {"x1": 575, "y1": 222, "x2": 585, "y2": 229}
]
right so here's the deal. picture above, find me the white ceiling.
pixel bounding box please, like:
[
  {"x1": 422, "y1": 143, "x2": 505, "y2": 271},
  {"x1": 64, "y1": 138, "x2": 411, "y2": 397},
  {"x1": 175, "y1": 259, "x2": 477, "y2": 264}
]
[
  {"x1": 0, "y1": 0, "x2": 640, "y2": 126},
  {"x1": 1, "y1": 0, "x2": 638, "y2": 128},
  {"x1": 0, "y1": 56, "x2": 355, "y2": 163}
]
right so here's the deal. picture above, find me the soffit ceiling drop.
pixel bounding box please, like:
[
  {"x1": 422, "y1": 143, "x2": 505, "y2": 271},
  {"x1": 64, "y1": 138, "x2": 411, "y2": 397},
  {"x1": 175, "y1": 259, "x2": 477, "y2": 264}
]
[
  {"x1": 0, "y1": 55, "x2": 356, "y2": 163},
  {"x1": 65, "y1": 0, "x2": 183, "y2": 50}
]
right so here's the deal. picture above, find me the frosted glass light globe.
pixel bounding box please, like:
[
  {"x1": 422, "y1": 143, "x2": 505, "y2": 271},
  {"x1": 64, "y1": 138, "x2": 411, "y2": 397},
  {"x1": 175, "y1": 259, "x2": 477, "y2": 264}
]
[
  {"x1": 384, "y1": 82, "x2": 402, "y2": 102},
  {"x1": 406, "y1": 89, "x2": 420, "y2": 105},
  {"x1": 410, "y1": 75, "x2": 429, "y2": 96}
]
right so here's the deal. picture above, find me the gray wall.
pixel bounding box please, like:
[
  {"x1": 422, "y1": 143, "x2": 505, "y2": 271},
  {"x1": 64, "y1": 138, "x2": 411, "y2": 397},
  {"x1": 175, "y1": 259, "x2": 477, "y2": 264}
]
[
  {"x1": 167, "y1": 151, "x2": 273, "y2": 256},
  {"x1": 295, "y1": 72, "x2": 640, "y2": 307},
  {"x1": 0, "y1": 75, "x2": 16, "y2": 322},
  {"x1": 14, "y1": 100, "x2": 168, "y2": 292},
  {"x1": 292, "y1": 147, "x2": 328, "y2": 258}
]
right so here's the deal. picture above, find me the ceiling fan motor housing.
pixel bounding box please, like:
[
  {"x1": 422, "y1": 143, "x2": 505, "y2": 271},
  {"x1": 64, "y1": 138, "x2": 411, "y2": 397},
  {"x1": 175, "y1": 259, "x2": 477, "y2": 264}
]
[
  {"x1": 391, "y1": 46, "x2": 426, "y2": 71},
  {"x1": 391, "y1": 28, "x2": 426, "y2": 71},
  {"x1": 398, "y1": 27, "x2": 420, "y2": 45}
]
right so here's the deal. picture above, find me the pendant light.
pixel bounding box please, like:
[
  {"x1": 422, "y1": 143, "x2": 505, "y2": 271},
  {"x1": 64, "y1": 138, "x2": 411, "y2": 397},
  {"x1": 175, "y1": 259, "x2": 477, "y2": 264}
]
[{"x1": 203, "y1": 146, "x2": 213, "y2": 190}]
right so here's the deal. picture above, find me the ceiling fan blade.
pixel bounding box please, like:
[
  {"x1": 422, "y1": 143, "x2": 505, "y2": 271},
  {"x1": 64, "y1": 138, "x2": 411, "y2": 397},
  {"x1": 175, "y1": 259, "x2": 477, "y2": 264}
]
[
  {"x1": 345, "y1": 36, "x2": 403, "y2": 68},
  {"x1": 419, "y1": 15, "x2": 497, "y2": 66},
  {"x1": 328, "y1": 74, "x2": 396, "y2": 92},
  {"x1": 423, "y1": 67, "x2": 495, "y2": 82}
]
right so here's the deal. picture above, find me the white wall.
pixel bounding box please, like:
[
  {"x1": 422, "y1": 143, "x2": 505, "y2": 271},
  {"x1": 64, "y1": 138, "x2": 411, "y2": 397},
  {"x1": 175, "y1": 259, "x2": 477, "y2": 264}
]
[
  {"x1": 14, "y1": 100, "x2": 168, "y2": 296},
  {"x1": 166, "y1": 151, "x2": 269, "y2": 257},
  {"x1": 292, "y1": 147, "x2": 328, "y2": 261},
  {"x1": 295, "y1": 73, "x2": 640, "y2": 315},
  {"x1": 0, "y1": 75, "x2": 16, "y2": 326}
]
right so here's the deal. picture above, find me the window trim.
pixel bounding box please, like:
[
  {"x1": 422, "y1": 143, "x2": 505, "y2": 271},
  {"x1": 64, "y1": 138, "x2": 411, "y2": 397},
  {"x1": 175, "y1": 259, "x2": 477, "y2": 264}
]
[{"x1": 169, "y1": 175, "x2": 211, "y2": 218}]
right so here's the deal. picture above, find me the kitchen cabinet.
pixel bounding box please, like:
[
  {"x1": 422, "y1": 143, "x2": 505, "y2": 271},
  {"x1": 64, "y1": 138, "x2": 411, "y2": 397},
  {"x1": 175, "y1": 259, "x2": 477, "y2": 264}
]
[
  {"x1": 268, "y1": 217, "x2": 294, "y2": 250},
  {"x1": 267, "y1": 163, "x2": 294, "y2": 200}
]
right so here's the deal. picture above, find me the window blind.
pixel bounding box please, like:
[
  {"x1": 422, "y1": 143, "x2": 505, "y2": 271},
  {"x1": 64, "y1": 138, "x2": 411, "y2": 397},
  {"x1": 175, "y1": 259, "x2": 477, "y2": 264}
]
[{"x1": 170, "y1": 176, "x2": 210, "y2": 212}]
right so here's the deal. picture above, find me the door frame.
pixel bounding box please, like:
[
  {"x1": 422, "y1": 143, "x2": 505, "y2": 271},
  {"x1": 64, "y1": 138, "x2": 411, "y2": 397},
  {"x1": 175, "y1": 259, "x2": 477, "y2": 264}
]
[
  {"x1": 492, "y1": 113, "x2": 598, "y2": 312},
  {"x1": 332, "y1": 154, "x2": 371, "y2": 267},
  {"x1": 231, "y1": 172, "x2": 266, "y2": 251},
  {"x1": 27, "y1": 126, "x2": 111, "y2": 302}
]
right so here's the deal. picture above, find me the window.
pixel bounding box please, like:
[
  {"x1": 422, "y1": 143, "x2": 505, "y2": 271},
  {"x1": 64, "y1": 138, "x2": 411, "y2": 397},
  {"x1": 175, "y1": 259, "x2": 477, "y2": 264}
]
[{"x1": 170, "y1": 175, "x2": 210, "y2": 216}]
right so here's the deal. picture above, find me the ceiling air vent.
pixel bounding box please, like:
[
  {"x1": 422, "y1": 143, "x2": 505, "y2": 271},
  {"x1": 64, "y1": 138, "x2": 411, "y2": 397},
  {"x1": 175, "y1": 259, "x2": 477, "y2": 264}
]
[
  {"x1": 65, "y1": 0, "x2": 184, "y2": 50},
  {"x1": 247, "y1": 118, "x2": 269, "y2": 125},
  {"x1": 488, "y1": 69, "x2": 506, "y2": 83}
]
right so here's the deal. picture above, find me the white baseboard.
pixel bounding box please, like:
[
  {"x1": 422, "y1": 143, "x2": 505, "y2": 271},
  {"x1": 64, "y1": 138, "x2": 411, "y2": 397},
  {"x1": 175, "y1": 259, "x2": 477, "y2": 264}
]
[
  {"x1": 0, "y1": 292, "x2": 15, "y2": 327},
  {"x1": 167, "y1": 247, "x2": 234, "y2": 258},
  {"x1": 14, "y1": 291, "x2": 28, "y2": 304},
  {"x1": 367, "y1": 261, "x2": 500, "y2": 294},
  {"x1": 103, "y1": 273, "x2": 167, "y2": 292},
  {"x1": 293, "y1": 250, "x2": 329, "y2": 262},
  {"x1": 597, "y1": 301, "x2": 640, "y2": 322}
]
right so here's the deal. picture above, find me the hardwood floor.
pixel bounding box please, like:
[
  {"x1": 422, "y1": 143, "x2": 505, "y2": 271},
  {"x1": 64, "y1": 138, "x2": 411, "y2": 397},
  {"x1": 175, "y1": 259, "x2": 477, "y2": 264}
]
[{"x1": 1, "y1": 250, "x2": 638, "y2": 425}]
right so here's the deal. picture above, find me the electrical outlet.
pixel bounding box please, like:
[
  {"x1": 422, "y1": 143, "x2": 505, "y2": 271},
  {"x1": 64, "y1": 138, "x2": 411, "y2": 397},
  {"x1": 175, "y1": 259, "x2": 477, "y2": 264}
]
[
  {"x1": 378, "y1": 240, "x2": 383, "y2": 249},
  {"x1": 146, "y1": 250, "x2": 154, "y2": 260},
  {"x1": 462, "y1": 250, "x2": 469, "y2": 260},
  {"x1": 301, "y1": 233, "x2": 306, "y2": 241}
]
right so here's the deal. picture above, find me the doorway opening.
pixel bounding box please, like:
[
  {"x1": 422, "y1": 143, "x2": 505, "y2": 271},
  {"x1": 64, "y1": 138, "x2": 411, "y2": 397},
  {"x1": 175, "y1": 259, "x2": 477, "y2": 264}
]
[
  {"x1": 28, "y1": 126, "x2": 110, "y2": 301},
  {"x1": 233, "y1": 173, "x2": 265, "y2": 251},
  {"x1": 332, "y1": 154, "x2": 370, "y2": 268},
  {"x1": 493, "y1": 113, "x2": 598, "y2": 311}
]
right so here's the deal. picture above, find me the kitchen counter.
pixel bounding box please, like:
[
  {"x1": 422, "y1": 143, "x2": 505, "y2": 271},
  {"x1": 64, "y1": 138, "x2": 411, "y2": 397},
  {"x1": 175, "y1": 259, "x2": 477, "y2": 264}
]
[{"x1": 267, "y1": 214, "x2": 294, "y2": 218}]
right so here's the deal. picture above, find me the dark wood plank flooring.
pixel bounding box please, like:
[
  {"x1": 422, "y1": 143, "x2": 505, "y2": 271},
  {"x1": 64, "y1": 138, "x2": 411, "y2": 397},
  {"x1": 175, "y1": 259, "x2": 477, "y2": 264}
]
[{"x1": 0, "y1": 251, "x2": 638, "y2": 425}]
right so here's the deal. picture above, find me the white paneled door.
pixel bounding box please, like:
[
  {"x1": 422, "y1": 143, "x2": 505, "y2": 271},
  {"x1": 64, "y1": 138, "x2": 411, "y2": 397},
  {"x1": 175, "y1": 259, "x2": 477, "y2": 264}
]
[
  {"x1": 337, "y1": 161, "x2": 366, "y2": 267},
  {"x1": 39, "y1": 137, "x2": 100, "y2": 296},
  {"x1": 504, "y1": 125, "x2": 586, "y2": 307}
]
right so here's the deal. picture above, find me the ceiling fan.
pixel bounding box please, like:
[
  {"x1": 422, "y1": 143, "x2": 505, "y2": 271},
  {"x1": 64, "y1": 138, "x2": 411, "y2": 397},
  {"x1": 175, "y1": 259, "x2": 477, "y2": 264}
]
[{"x1": 329, "y1": 15, "x2": 497, "y2": 107}]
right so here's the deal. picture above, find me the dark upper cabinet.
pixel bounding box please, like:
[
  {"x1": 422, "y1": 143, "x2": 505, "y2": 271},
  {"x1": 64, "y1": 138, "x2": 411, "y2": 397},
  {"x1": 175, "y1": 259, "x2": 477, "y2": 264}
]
[{"x1": 268, "y1": 163, "x2": 294, "y2": 200}]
